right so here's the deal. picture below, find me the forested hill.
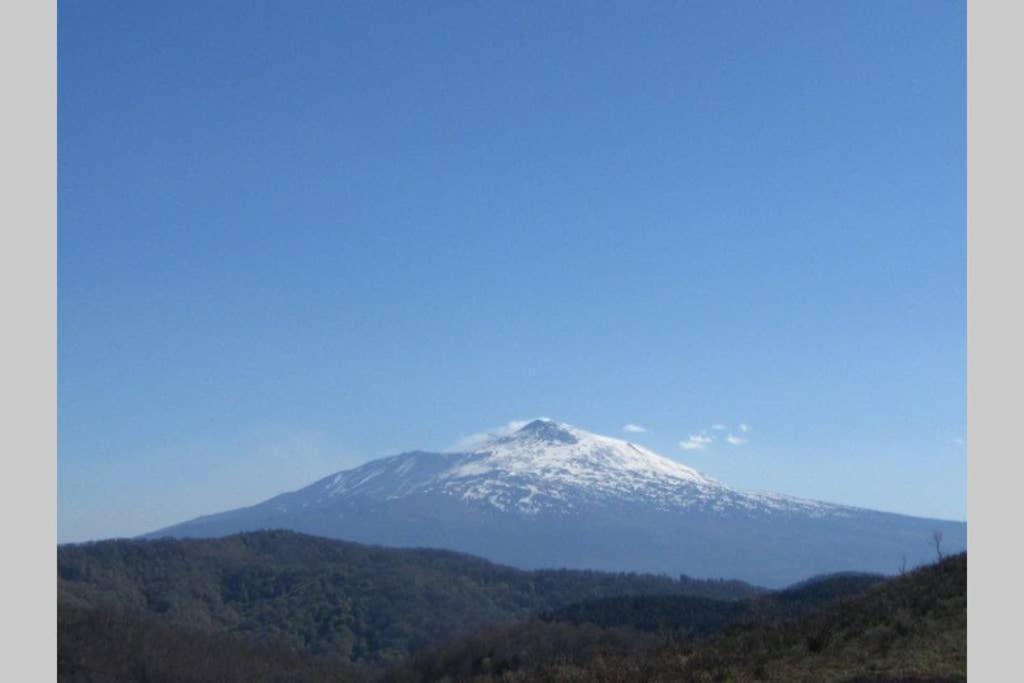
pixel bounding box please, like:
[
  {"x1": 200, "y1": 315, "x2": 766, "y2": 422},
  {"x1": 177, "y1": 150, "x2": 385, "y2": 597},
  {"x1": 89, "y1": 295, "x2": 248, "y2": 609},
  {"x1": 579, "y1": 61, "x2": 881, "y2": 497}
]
[
  {"x1": 539, "y1": 571, "x2": 888, "y2": 636},
  {"x1": 391, "y1": 552, "x2": 966, "y2": 682},
  {"x1": 58, "y1": 530, "x2": 761, "y2": 669},
  {"x1": 59, "y1": 604, "x2": 363, "y2": 683}
]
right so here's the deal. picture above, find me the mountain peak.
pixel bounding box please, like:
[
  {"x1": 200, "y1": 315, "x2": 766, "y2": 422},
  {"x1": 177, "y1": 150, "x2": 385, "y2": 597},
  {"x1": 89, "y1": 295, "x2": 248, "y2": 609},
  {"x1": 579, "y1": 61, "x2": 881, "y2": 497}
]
[
  {"x1": 508, "y1": 419, "x2": 578, "y2": 444},
  {"x1": 148, "y1": 419, "x2": 967, "y2": 588},
  {"x1": 440, "y1": 419, "x2": 718, "y2": 503}
]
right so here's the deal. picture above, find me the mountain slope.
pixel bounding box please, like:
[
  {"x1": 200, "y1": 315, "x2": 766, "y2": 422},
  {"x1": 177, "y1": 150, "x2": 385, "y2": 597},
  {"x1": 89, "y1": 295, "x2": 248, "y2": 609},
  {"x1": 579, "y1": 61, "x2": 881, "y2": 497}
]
[
  {"x1": 58, "y1": 531, "x2": 760, "y2": 670},
  {"x1": 675, "y1": 552, "x2": 967, "y2": 682},
  {"x1": 540, "y1": 571, "x2": 888, "y2": 636},
  {"x1": 390, "y1": 553, "x2": 966, "y2": 682},
  {"x1": 149, "y1": 419, "x2": 966, "y2": 587}
]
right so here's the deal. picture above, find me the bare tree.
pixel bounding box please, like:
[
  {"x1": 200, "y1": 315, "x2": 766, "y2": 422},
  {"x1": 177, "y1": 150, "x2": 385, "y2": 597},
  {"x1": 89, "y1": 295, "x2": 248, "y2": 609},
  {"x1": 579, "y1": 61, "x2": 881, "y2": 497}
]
[
  {"x1": 899, "y1": 554, "x2": 907, "y2": 576},
  {"x1": 931, "y1": 530, "x2": 944, "y2": 561}
]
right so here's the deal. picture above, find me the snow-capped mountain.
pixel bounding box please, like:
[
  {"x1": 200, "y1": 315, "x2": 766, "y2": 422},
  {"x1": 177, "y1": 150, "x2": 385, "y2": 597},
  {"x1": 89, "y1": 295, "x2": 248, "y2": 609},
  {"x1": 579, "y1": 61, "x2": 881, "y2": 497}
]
[
  {"x1": 311, "y1": 419, "x2": 842, "y2": 517},
  {"x1": 148, "y1": 419, "x2": 966, "y2": 587}
]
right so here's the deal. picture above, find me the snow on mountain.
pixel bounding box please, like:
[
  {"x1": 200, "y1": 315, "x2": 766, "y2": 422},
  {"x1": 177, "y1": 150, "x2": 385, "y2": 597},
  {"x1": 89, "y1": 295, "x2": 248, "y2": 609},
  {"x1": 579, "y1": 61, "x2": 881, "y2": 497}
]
[
  {"x1": 312, "y1": 419, "x2": 844, "y2": 518},
  {"x1": 147, "y1": 418, "x2": 966, "y2": 587}
]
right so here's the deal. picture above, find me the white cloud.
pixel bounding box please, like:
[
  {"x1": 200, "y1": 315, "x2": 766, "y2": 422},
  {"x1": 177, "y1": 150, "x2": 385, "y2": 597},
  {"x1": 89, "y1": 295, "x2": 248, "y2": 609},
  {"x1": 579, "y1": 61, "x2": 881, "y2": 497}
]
[
  {"x1": 679, "y1": 421, "x2": 752, "y2": 452},
  {"x1": 679, "y1": 434, "x2": 713, "y2": 451},
  {"x1": 622, "y1": 423, "x2": 647, "y2": 433},
  {"x1": 952, "y1": 436, "x2": 965, "y2": 446}
]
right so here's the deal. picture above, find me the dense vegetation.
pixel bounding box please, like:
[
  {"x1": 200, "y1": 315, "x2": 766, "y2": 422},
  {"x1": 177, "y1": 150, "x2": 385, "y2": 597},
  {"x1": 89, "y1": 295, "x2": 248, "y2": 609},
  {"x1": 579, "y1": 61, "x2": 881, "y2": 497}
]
[
  {"x1": 539, "y1": 571, "x2": 886, "y2": 636},
  {"x1": 58, "y1": 532, "x2": 965, "y2": 682},
  {"x1": 390, "y1": 553, "x2": 966, "y2": 682},
  {"x1": 59, "y1": 605, "x2": 362, "y2": 682},
  {"x1": 676, "y1": 552, "x2": 967, "y2": 682},
  {"x1": 58, "y1": 531, "x2": 760, "y2": 670}
]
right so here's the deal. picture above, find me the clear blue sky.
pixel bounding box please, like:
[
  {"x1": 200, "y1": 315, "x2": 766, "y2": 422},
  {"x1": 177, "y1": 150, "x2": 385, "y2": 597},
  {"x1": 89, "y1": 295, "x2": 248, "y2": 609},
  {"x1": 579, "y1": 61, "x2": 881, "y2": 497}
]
[{"x1": 58, "y1": 1, "x2": 966, "y2": 542}]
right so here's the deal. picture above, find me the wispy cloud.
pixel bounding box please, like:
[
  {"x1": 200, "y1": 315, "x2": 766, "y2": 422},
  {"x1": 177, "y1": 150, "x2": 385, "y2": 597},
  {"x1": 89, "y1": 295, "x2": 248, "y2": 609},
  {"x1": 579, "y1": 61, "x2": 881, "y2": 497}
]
[
  {"x1": 679, "y1": 422, "x2": 752, "y2": 451},
  {"x1": 952, "y1": 436, "x2": 965, "y2": 447},
  {"x1": 623, "y1": 423, "x2": 647, "y2": 434},
  {"x1": 679, "y1": 433, "x2": 713, "y2": 451}
]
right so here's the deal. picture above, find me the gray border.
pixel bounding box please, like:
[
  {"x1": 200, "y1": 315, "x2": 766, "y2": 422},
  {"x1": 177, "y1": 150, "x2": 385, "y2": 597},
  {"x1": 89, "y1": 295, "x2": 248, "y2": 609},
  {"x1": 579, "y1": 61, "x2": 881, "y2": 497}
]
[
  {"x1": 1, "y1": 0, "x2": 56, "y2": 678},
  {"x1": 968, "y1": 0, "x2": 1022, "y2": 679}
]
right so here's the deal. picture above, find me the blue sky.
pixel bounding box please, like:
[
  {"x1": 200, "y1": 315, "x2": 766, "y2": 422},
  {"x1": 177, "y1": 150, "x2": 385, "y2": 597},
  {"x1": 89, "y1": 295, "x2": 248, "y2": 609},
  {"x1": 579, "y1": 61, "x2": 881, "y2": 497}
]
[{"x1": 58, "y1": 1, "x2": 965, "y2": 542}]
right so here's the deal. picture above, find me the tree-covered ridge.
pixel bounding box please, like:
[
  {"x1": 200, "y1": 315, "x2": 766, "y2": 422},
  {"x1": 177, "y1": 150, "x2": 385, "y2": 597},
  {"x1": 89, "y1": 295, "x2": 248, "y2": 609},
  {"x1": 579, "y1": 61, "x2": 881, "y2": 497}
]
[
  {"x1": 389, "y1": 553, "x2": 966, "y2": 682},
  {"x1": 678, "y1": 552, "x2": 966, "y2": 682},
  {"x1": 58, "y1": 532, "x2": 965, "y2": 681},
  {"x1": 542, "y1": 571, "x2": 887, "y2": 635},
  {"x1": 58, "y1": 530, "x2": 762, "y2": 669}
]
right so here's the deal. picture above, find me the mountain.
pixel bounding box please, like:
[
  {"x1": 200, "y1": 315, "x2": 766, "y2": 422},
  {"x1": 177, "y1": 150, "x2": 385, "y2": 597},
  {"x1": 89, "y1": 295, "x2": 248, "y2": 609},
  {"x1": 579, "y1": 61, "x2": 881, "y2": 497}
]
[{"x1": 148, "y1": 419, "x2": 966, "y2": 587}]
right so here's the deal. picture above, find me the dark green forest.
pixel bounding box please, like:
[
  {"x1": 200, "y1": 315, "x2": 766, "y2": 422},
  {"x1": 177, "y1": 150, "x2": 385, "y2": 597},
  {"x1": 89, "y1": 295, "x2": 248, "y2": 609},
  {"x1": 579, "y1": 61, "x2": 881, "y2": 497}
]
[
  {"x1": 545, "y1": 572, "x2": 885, "y2": 631},
  {"x1": 391, "y1": 553, "x2": 966, "y2": 682},
  {"x1": 58, "y1": 531, "x2": 759, "y2": 671},
  {"x1": 59, "y1": 604, "x2": 362, "y2": 683},
  {"x1": 58, "y1": 532, "x2": 966, "y2": 682}
]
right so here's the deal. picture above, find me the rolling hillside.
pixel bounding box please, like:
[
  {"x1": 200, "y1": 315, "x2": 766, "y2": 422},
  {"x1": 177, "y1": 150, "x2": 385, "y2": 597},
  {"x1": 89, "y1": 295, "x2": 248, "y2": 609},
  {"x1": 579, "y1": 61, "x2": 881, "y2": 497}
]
[
  {"x1": 390, "y1": 553, "x2": 966, "y2": 682},
  {"x1": 58, "y1": 530, "x2": 759, "y2": 670}
]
